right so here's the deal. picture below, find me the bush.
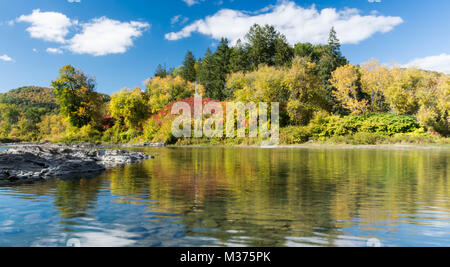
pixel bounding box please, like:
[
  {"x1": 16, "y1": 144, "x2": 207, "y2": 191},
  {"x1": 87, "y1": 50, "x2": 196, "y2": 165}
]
[
  {"x1": 61, "y1": 124, "x2": 101, "y2": 143},
  {"x1": 279, "y1": 113, "x2": 424, "y2": 145},
  {"x1": 280, "y1": 126, "x2": 311, "y2": 144},
  {"x1": 142, "y1": 118, "x2": 160, "y2": 141},
  {"x1": 349, "y1": 132, "x2": 386, "y2": 145},
  {"x1": 309, "y1": 113, "x2": 420, "y2": 139}
]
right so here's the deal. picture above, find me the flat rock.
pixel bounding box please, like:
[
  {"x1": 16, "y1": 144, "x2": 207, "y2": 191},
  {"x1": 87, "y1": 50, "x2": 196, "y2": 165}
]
[{"x1": 0, "y1": 146, "x2": 153, "y2": 186}]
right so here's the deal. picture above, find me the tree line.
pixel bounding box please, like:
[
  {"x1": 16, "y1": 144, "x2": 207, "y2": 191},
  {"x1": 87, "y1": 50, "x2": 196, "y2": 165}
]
[{"x1": 0, "y1": 24, "x2": 448, "y2": 144}]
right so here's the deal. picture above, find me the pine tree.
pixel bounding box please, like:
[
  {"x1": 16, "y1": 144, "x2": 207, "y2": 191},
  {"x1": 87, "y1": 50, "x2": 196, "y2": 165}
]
[
  {"x1": 229, "y1": 39, "x2": 249, "y2": 73},
  {"x1": 180, "y1": 51, "x2": 197, "y2": 82},
  {"x1": 245, "y1": 24, "x2": 276, "y2": 68},
  {"x1": 274, "y1": 34, "x2": 294, "y2": 67},
  {"x1": 154, "y1": 64, "x2": 168, "y2": 78},
  {"x1": 197, "y1": 49, "x2": 217, "y2": 99},
  {"x1": 211, "y1": 38, "x2": 231, "y2": 100},
  {"x1": 317, "y1": 27, "x2": 349, "y2": 112},
  {"x1": 245, "y1": 24, "x2": 293, "y2": 68}
]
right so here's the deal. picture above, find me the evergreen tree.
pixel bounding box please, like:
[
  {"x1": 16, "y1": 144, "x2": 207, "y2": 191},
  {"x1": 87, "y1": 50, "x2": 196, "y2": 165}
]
[
  {"x1": 211, "y1": 38, "x2": 231, "y2": 100},
  {"x1": 317, "y1": 27, "x2": 349, "y2": 112},
  {"x1": 294, "y1": 43, "x2": 323, "y2": 62},
  {"x1": 245, "y1": 24, "x2": 293, "y2": 68},
  {"x1": 274, "y1": 34, "x2": 294, "y2": 67},
  {"x1": 197, "y1": 49, "x2": 217, "y2": 99},
  {"x1": 180, "y1": 51, "x2": 197, "y2": 82},
  {"x1": 229, "y1": 39, "x2": 249, "y2": 73},
  {"x1": 245, "y1": 24, "x2": 277, "y2": 68},
  {"x1": 214, "y1": 38, "x2": 231, "y2": 73},
  {"x1": 154, "y1": 64, "x2": 169, "y2": 78}
]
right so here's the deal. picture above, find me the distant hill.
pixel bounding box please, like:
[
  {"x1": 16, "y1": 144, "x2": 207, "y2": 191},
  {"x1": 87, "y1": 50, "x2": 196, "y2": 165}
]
[
  {"x1": 0, "y1": 86, "x2": 111, "y2": 113},
  {"x1": 0, "y1": 86, "x2": 59, "y2": 112}
]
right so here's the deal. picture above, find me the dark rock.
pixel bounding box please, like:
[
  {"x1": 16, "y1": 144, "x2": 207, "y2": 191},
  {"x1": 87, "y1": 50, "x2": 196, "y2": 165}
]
[{"x1": 0, "y1": 146, "x2": 154, "y2": 186}]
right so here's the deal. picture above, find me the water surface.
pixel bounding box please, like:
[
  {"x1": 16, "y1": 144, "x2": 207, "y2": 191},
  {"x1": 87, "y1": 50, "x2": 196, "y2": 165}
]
[{"x1": 0, "y1": 147, "x2": 449, "y2": 247}]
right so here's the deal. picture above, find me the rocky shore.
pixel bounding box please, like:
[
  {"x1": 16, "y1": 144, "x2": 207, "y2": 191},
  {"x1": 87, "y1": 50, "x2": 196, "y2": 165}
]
[
  {"x1": 0, "y1": 146, "x2": 154, "y2": 186},
  {"x1": 2, "y1": 142, "x2": 166, "y2": 149}
]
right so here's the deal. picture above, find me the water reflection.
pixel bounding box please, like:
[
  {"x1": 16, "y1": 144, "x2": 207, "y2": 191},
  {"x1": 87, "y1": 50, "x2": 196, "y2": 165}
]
[{"x1": 0, "y1": 147, "x2": 449, "y2": 247}]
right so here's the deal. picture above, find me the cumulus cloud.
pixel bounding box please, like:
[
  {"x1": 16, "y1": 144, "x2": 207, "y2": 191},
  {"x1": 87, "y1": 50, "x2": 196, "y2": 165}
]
[
  {"x1": 66, "y1": 17, "x2": 150, "y2": 56},
  {"x1": 404, "y1": 54, "x2": 450, "y2": 74},
  {"x1": 0, "y1": 54, "x2": 14, "y2": 62},
  {"x1": 17, "y1": 9, "x2": 73, "y2": 43},
  {"x1": 165, "y1": 1, "x2": 403, "y2": 45},
  {"x1": 17, "y1": 10, "x2": 150, "y2": 56}
]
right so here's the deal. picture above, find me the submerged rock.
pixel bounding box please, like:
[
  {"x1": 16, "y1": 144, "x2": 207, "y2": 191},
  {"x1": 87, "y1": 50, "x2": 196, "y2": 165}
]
[{"x1": 0, "y1": 146, "x2": 153, "y2": 186}]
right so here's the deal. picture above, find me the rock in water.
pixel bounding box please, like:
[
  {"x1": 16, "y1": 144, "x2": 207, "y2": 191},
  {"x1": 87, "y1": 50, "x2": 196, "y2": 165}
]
[{"x1": 0, "y1": 146, "x2": 152, "y2": 186}]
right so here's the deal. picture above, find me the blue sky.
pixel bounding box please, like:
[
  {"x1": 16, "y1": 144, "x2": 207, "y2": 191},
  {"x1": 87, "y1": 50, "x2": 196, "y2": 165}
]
[{"x1": 0, "y1": 0, "x2": 449, "y2": 94}]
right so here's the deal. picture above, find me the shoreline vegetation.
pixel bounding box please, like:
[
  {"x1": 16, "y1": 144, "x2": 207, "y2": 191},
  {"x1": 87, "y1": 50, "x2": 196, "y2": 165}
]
[{"x1": 0, "y1": 25, "x2": 448, "y2": 146}]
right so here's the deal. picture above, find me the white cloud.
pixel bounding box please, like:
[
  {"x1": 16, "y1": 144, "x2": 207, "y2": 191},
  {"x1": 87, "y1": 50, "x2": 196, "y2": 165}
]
[
  {"x1": 66, "y1": 17, "x2": 150, "y2": 56},
  {"x1": 46, "y1": 47, "x2": 63, "y2": 54},
  {"x1": 165, "y1": 1, "x2": 403, "y2": 45},
  {"x1": 0, "y1": 54, "x2": 14, "y2": 62},
  {"x1": 183, "y1": 0, "x2": 203, "y2": 6},
  {"x1": 68, "y1": 0, "x2": 81, "y2": 2},
  {"x1": 171, "y1": 15, "x2": 189, "y2": 26},
  {"x1": 404, "y1": 54, "x2": 450, "y2": 74},
  {"x1": 17, "y1": 10, "x2": 150, "y2": 56},
  {"x1": 17, "y1": 9, "x2": 73, "y2": 43}
]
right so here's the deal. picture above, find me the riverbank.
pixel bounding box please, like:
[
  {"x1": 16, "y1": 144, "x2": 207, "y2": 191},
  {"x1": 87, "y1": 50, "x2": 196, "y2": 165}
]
[{"x1": 2, "y1": 140, "x2": 449, "y2": 150}]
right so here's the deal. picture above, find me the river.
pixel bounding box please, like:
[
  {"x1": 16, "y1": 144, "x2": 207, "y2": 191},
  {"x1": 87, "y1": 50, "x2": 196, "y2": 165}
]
[{"x1": 0, "y1": 147, "x2": 449, "y2": 247}]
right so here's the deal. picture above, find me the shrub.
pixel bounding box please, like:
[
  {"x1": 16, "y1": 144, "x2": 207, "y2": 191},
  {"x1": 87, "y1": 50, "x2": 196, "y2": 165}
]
[
  {"x1": 280, "y1": 126, "x2": 311, "y2": 144},
  {"x1": 349, "y1": 132, "x2": 386, "y2": 145}
]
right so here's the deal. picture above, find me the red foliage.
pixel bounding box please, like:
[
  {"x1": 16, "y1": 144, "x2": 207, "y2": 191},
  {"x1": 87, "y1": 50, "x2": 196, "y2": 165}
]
[
  {"x1": 154, "y1": 97, "x2": 222, "y2": 124},
  {"x1": 101, "y1": 115, "x2": 116, "y2": 130}
]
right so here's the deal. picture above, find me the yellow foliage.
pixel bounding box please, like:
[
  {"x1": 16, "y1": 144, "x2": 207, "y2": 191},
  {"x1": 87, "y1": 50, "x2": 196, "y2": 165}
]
[
  {"x1": 37, "y1": 114, "x2": 70, "y2": 142},
  {"x1": 360, "y1": 59, "x2": 392, "y2": 112},
  {"x1": 330, "y1": 65, "x2": 369, "y2": 115},
  {"x1": 110, "y1": 87, "x2": 148, "y2": 129},
  {"x1": 383, "y1": 67, "x2": 422, "y2": 115},
  {"x1": 146, "y1": 75, "x2": 201, "y2": 113}
]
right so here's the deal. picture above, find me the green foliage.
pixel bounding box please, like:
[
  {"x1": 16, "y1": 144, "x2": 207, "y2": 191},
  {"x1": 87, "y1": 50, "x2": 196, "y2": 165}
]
[
  {"x1": 320, "y1": 113, "x2": 420, "y2": 138},
  {"x1": 62, "y1": 124, "x2": 101, "y2": 143},
  {"x1": 9, "y1": 107, "x2": 47, "y2": 140},
  {"x1": 0, "y1": 104, "x2": 20, "y2": 137},
  {"x1": 37, "y1": 114, "x2": 69, "y2": 142},
  {"x1": 51, "y1": 65, "x2": 103, "y2": 128},
  {"x1": 0, "y1": 86, "x2": 58, "y2": 112},
  {"x1": 280, "y1": 113, "x2": 422, "y2": 144},
  {"x1": 154, "y1": 64, "x2": 171, "y2": 78},
  {"x1": 109, "y1": 87, "x2": 149, "y2": 129},
  {"x1": 142, "y1": 117, "x2": 177, "y2": 144},
  {"x1": 180, "y1": 51, "x2": 197, "y2": 82},
  {"x1": 197, "y1": 49, "x2": 222, "y2": 100},
  {"x1": 1, "y1": 24, "x2": 448, "y2": 145},
  {"x1": 280, "y1": 126, "x2": 311, "y2": 144},
  {"x1": 146, "y1": 75, "x2": 198, "y2": 113},
  {"x1": 245, "y1": 24, "x2": 293, "y2": 68},
  {"x1": 228, "y1": 57, "x2": 327, "y2": 126},
  {"x1": 229, "y1": 40, "x2": 250, "y2": 73}
]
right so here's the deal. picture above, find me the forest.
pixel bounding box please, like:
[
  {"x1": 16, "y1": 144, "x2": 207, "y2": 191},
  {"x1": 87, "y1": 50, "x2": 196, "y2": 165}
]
[{"x1": 0, "y1": 24, "x2": 449, "y2": 145}]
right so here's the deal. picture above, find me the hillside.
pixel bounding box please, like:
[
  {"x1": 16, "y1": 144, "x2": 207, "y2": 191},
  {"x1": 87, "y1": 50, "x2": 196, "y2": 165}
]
[
  {"x1": 0, "y1": 86, "x2": 59, "y2": 112},
  {"x1": 0, "y1": 86, "x2": 111, "y2": 113}
]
